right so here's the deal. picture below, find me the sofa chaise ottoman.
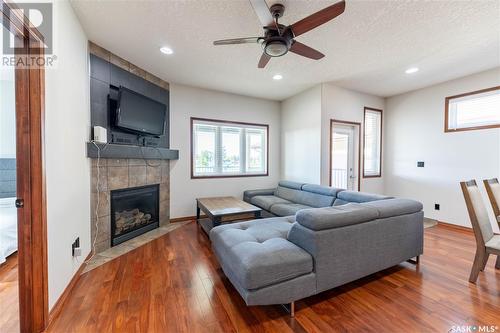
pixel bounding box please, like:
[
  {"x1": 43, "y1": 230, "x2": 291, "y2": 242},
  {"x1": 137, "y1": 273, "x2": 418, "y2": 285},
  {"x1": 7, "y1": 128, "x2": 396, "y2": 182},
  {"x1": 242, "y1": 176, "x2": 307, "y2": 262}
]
[{"x1": 210, "y1": 198, "x2": 424, "y2": 316}]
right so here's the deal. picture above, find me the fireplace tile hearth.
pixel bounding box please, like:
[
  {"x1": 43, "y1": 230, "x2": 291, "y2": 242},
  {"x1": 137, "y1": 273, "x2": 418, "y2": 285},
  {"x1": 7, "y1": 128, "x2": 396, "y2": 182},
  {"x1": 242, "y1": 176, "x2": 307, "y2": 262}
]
[{"x1": 83, "y1": 221, "x2": 187, "y2": 273}]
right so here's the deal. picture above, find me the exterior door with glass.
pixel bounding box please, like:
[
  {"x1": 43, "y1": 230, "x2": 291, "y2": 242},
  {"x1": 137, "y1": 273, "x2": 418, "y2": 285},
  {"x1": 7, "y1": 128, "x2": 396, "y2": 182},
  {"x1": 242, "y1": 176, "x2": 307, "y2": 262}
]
[{"x1": 330, "y1": 121, "x2": 360, "y2": 191}]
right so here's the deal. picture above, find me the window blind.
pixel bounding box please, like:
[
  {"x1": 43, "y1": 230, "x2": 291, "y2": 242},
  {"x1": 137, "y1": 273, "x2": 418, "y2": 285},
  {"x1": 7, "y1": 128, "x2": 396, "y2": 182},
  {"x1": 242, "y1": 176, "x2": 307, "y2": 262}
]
[
  {"x1": 364, "y1": 109, "x2": 382, "y2": 177},
  {"x1": 447, "y1": 89, "x2": 500, "y2": 131},
  {"x1": 192, "y1": 119, "x2": 267, "y2": 177}
]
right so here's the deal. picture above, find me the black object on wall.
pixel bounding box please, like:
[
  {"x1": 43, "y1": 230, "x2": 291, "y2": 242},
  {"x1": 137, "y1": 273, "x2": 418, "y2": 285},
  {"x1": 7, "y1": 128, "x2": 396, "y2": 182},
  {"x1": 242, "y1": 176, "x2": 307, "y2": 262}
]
[{"x1": 89, "y1": 54, "x2": 170, "y2": 148}]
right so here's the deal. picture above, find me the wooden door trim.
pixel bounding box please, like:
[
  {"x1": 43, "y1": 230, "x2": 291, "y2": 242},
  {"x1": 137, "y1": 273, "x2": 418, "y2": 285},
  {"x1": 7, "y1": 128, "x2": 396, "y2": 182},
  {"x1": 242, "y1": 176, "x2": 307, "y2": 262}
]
[
  {"x1": 1, "y1": 1, "x2": 48, "y2": 332},
  {"x1": 329, "y1": 119, "x2": 361, "y2": 191}
]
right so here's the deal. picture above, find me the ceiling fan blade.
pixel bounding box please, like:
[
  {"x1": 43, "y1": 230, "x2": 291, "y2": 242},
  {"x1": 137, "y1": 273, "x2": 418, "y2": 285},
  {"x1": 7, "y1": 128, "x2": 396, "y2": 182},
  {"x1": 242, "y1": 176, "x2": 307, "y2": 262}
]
[
  {"x1": 290, "y1": 41, "x2": 325, "y2": 60},
  {"x1": 258, "y1": 53, "x2": 271, "y2": 68},
  {"x1": 213, "y1": 37, "x2": 261, "y2": 45},
  {"x1": 290, "y1": 0, "x2": 346, "y2": 37},
  {"x1": 249, "y1": 0, "x2": 278, "y2": 29}
]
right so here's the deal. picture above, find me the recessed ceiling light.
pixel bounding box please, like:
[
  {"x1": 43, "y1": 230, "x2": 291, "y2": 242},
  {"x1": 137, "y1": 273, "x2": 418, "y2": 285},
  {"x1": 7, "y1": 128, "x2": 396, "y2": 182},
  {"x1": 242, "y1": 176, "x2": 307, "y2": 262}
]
[
  {"x1": 405, "y1": 67, "x2": 419, "y2": 74},
  {"x1": 273, "y1": 74, "x2": 283, "y2": 80},
  {"x1": 160, "y1": 46, "x2": 173, "y2": 55}
]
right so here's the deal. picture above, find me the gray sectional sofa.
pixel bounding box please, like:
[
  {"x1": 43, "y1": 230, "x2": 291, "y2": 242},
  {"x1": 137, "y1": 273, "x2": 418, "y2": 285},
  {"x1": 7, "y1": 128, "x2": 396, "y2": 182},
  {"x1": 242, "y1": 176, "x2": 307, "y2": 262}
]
[
  {"x1": 210, "y1": 181, "x2": 424, "y2": 312},
  {"x1": 243, "y1": 180, "x2": 393, "y2": 216}
]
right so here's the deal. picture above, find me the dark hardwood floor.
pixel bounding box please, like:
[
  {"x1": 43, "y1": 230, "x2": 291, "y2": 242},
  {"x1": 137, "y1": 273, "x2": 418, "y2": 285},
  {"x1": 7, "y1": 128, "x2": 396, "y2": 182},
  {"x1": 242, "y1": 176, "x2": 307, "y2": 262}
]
[
  {"x1": 47, "y1": 222, "x2": 500, "y2": 333},
  {"x1": 0, "y1": 253, "x2": 19, "y2": 333}
]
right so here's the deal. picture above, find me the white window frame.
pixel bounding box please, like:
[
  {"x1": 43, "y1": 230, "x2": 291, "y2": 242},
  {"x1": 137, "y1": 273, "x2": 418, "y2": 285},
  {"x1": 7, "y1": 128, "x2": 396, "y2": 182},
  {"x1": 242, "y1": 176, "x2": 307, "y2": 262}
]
[
  {"x1": 445, "y1": 86, "x2": 500, "y2": 132},
  {"x1": 363, "y1": 107, "x2": 382, "y2": 178},
  {"x1": 191, "y1": 118, "x2": 268, "y2": 178}
]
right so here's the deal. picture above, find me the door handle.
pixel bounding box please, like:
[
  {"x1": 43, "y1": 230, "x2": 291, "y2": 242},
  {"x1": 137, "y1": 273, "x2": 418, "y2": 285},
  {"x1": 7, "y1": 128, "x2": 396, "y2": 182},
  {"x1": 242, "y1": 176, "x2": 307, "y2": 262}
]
[{"x1": 15, "y1": 198, "x2": 24, "y2": 208}]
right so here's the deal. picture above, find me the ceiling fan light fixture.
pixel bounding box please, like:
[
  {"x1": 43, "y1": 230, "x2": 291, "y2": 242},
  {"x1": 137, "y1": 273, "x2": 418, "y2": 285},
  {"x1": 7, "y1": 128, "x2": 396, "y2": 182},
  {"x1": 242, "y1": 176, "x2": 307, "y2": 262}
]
[{"x1": 264, "y1": 40, "x2": 288, "y2": 57}]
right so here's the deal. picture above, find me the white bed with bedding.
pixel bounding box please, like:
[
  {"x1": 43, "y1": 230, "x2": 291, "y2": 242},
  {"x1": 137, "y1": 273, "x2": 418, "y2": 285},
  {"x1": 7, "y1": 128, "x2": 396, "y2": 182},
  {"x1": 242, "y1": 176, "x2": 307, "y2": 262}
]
[{"x1": 0, "y1": 197, "x2": 17, "y2": 264}]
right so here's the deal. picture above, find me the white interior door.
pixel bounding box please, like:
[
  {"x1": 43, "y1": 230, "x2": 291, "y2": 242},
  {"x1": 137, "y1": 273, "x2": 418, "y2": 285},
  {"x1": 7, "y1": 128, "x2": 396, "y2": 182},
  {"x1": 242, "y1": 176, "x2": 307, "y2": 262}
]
[{"x1": 331, "y1": 123, "x2": 359, "y2": 190}]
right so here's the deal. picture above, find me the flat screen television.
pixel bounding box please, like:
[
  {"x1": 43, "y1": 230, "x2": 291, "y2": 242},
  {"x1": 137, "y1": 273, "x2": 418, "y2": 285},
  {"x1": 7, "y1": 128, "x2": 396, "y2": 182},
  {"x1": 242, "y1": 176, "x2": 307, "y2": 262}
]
[{"x1": 115, "y1": 87, "x2": 166, "y2": 136}]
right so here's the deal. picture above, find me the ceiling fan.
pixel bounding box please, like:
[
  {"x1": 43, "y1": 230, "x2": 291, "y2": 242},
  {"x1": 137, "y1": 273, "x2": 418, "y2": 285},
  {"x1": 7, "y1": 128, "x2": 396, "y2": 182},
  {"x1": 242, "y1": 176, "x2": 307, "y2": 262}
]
[{"x1": 213, "y1": 0, "x2": 346, "y2": 68}]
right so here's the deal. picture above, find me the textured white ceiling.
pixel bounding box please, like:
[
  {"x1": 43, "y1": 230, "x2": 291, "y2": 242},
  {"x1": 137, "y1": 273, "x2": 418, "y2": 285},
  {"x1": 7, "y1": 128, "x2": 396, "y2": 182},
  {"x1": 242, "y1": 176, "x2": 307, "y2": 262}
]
[{"x1": 70, "y1": 0, "x2": 500, "y2": 101}]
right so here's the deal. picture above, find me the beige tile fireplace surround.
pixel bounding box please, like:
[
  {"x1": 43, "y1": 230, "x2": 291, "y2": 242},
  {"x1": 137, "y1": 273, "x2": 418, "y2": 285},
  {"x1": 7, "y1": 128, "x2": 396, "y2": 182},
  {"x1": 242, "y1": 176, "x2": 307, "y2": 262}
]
[{"x1": 90, "y1": 158, "x2": 170, "y2": 253}]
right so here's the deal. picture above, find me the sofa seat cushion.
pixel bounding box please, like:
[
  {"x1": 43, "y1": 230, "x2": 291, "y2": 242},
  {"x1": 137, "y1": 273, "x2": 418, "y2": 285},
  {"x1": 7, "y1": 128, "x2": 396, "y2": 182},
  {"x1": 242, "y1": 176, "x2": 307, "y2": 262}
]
[
  {"x1": 270, "y1": 203, "x2": 311, "y2": 216},
  {"x1": 210, "y1": 218, "x2": 313, "y2": 290},
  {"x1": 251, "y1": 195, "x2": 292, "y2": 211},
  {"x1": 210, "y1": 217, "x2": 294, "y2": 245},
  {"x1": 296, "y1": 203, "x2": 380, "y2": 231}
]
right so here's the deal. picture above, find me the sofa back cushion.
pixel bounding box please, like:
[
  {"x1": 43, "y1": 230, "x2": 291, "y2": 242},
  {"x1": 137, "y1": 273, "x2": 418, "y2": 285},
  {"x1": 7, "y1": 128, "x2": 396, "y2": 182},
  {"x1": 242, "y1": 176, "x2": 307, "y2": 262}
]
[
  {"x1": 295, "y1": 204, "x2": 379, "y2": 231},
  {"x1": 334, "y1": 190, "x2": 392, "y2": 205},
  {"x1": 360, "y1": 198, "x2": 423, "y2": 218},
  {"x1": 275, "y1": 186, "x2": 335, "y2": 208},
  {"x1": 277, "y1": 180, "x2": 304, "y2": 190},
  {"x1": 302, "y1": 184, "x2": 343, "y2": 197}
]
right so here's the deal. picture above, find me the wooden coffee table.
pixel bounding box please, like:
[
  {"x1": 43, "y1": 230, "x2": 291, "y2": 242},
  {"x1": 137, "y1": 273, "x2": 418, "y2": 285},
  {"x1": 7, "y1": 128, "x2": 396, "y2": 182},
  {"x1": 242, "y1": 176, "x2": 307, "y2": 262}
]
[{"x1": 196, "y1": 196, "x2": 262, "y2": 234}]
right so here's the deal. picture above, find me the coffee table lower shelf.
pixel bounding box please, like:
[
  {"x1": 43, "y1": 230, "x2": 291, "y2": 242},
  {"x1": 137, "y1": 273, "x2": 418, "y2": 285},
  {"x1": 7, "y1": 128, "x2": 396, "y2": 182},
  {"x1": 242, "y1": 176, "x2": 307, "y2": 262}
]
[{"x1": 196, "y1": 196, "x2": 262, "y2": 236}]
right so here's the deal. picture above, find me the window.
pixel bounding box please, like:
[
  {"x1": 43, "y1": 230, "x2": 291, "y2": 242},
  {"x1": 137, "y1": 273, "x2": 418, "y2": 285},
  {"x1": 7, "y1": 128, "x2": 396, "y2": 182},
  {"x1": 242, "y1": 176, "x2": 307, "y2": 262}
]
[
  {"x1": 363, "y1": 108, "x2": 382, "y2": 178},
  {"x1": 445, "y1": 86, "x2": 500, "y2": 132},
  {"x1": 191, "y1": 118, "x2": 268, "y2": 178}
]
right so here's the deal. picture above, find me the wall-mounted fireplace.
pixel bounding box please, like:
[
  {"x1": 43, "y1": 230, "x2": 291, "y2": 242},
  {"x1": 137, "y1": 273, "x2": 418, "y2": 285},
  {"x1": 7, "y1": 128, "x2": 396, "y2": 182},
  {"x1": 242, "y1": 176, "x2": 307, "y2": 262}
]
[{"x1": 110, "y1": 184, "x2": 159, "y2": 246}]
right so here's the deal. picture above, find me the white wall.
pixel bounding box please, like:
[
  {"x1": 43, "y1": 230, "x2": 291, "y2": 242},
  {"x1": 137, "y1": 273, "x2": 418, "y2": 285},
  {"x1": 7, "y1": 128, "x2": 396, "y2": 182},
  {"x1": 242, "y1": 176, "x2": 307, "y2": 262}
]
[
  {"x1": 280, "y1": 86, "x2": 322, "y2": 184},
  {"x1": 320, "y1": 84, "x2": 385, "y2": 193},
  {"x1": 384, "y1": 68, "x2": 500, "y2": 231},
  {"x1": 45, "y1": 0, "x2": 90, "y2": 309},
  {"x1": 169, "y1": 84, "x2": 281, "y2": 218}
]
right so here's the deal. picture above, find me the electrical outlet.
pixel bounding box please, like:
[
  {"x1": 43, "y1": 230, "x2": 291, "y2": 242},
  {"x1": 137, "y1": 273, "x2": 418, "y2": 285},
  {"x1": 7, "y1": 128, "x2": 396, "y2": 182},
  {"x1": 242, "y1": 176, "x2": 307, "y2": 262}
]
[
  {"x1": 417, "y1": 161, "x2": 425, "y2": 168},
  {"x1": 72, "y1": 237, "x2": 80, "y2": 257},
  {"x1": 434, "y1": 204, "x2": 440, "y2": 211}
]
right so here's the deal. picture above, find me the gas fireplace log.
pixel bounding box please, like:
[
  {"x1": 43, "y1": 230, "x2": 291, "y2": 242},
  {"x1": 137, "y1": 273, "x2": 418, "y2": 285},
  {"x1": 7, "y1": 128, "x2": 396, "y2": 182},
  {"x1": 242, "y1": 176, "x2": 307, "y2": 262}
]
[{"x1": 114, "y1": 209, "x2": 154, "y2": 236}]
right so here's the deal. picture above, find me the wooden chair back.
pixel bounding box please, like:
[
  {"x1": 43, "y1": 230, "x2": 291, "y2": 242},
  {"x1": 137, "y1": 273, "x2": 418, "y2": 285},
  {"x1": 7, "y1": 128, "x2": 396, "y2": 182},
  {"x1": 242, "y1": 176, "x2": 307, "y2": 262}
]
[
  {"x1": 460, "y1": 180, "x2": 494, "y2": 248},
  {"x1": 483, "y1": 178, "x2": 500, "y2": 228}
]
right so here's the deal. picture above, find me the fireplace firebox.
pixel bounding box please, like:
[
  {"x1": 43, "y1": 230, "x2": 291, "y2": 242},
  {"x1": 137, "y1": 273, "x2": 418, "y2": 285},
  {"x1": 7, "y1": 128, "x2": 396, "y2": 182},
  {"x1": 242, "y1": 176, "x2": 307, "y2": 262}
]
[{"x1": 110, "y1": 184, "x2": 159, "y2": 246}]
